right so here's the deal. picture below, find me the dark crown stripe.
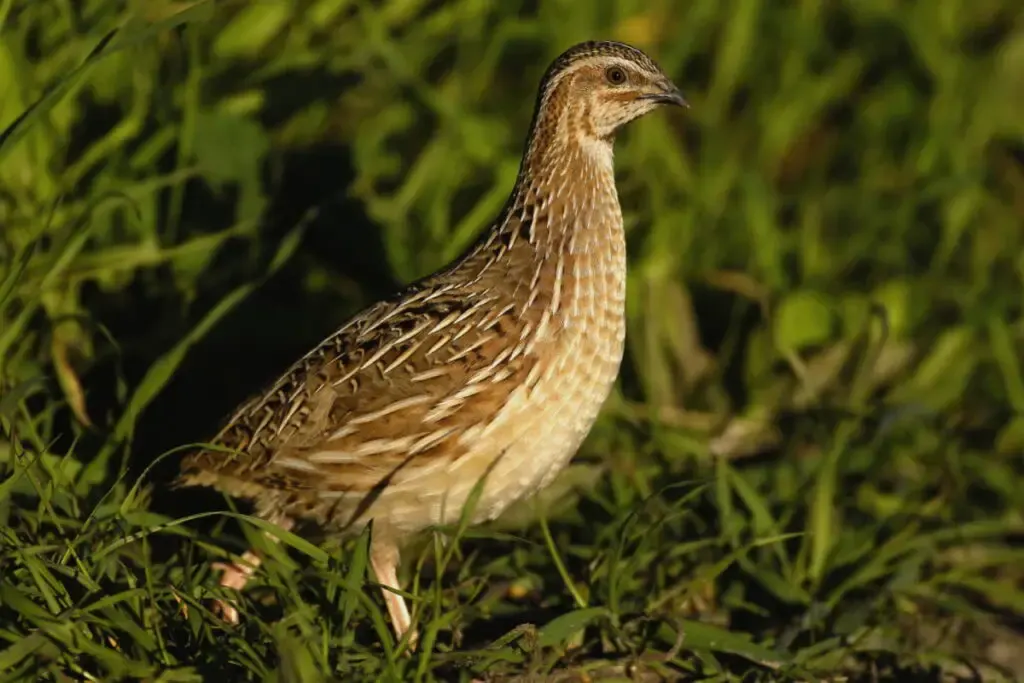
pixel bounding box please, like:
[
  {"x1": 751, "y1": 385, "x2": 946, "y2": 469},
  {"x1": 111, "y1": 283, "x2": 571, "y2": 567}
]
[{"x1": 537, "y1": 40, "x2": 660, "y2": 95}]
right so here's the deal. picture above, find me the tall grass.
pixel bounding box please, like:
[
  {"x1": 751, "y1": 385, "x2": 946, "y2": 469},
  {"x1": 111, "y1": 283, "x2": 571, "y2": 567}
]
[{"x1": 1, "y1": 0, "x2": 1022, "y2": 680}]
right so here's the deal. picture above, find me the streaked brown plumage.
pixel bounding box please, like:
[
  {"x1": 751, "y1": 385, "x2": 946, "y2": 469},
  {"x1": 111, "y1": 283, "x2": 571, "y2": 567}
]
[{"x1": 177, "y1": 40, "x2": 686, "y2": 643}]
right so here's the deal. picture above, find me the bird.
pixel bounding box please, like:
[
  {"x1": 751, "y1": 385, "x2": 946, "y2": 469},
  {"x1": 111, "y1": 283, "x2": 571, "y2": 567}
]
[{"x1": 175, "y1": 39, "x2": 687, "y2": 645}]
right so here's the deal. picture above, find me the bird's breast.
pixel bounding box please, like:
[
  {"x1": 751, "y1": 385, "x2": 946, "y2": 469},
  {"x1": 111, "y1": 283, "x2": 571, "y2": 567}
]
[{"x1": 443, "y1": 207, "x2": 628, "y2": 523}]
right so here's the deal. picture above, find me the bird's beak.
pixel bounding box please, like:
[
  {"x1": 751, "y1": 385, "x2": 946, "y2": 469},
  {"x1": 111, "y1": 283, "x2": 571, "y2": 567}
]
[{"x1": 640, "y1": 81, "x2": 688, "y2": 108}]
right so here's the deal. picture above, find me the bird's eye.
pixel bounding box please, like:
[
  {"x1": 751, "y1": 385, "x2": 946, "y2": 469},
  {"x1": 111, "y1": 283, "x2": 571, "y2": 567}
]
[{"x1": 605, "y1": 66, "x2": 627, "y2": 85}]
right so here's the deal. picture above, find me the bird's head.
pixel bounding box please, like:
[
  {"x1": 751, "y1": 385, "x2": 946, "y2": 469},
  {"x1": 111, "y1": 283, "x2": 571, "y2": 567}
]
[{"x1": 531, "y1": 41, "x2": 687, "y2": 149}]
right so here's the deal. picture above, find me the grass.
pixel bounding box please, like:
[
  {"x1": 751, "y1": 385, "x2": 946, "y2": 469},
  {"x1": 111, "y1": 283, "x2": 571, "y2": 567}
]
[{"x1": 2, "y1": 0, "x2": 1023, "y2": 680}]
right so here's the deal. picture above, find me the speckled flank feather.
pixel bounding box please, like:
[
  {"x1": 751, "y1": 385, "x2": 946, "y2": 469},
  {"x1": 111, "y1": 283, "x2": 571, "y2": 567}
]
[{"x1": 176, "y1": 39, "x2": 685, "y2": 640}]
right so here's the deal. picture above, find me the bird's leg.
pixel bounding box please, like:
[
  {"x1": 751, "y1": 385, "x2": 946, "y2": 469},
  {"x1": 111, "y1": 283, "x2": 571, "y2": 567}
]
[
  {"x1": 210, "y1": 516, "x2": 294, "y2": 624},
  {"x1": 370, "y1": 534, "x2": 416, "y2": 648},
  {"x1": 210, "y1": 550, "x2": 261, "y2": 623}
]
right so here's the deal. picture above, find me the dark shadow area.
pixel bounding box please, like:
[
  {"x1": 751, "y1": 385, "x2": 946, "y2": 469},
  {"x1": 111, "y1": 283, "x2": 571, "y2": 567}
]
[
  {"x1": 60, "y1": 58, "x2": 396, "y2": 518},
  {"x1": 617, "y1": 282, "x2": 761, "y2": 415},
  {"x1": 65, "y1": 123, "x2": 401, "y2": 546},
  {"x1": 137, "y1": 141, "x2": 402, "y2": 533}
]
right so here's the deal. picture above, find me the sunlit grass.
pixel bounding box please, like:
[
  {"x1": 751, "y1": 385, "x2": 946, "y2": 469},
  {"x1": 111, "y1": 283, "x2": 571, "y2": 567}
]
[{"x1": 1, "y1": 0, "x2": 1023, "y2": 680}]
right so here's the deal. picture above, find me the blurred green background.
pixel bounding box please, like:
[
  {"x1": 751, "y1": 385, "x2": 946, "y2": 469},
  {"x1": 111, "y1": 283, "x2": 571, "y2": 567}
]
[{"x1": 2, "y1": 0, "x2": 1023, "y2": 680}]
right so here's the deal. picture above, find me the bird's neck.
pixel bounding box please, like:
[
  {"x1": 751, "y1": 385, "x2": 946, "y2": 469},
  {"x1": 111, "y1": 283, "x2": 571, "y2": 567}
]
[
  {"x1": 451, "y1": 98, "x2": 624, "y2": 290},
  {"x1": 446, "y1": 131, "x2": 626, "y2": 346},
  {"x1": 506, "y1": 135, "x2": 621, "y2": 251},
  {"x1": 512, "y1": 80, "x2": 620, "y2": 239},
  {"x1": 503, "y1": 135, "x2": 627, "y2": 346}
]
